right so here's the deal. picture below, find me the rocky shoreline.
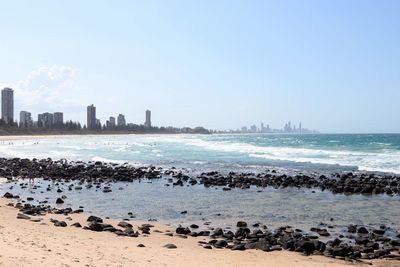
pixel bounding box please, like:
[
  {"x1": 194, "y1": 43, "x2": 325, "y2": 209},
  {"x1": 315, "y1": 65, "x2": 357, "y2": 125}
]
[
  {"x1": 0, "y1": 157, "x2": 399, "y2": 195},
  {"x1": 3, "y1": 199, "x2": 400, "y2": 263},
  {"x1": 1, "y1": 157, "x2": 400, "y2": 263}
]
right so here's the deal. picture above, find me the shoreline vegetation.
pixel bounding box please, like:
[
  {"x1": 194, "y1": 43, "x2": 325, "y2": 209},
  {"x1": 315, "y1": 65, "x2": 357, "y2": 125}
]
[
  {"x1": 0, "y1": 121, "x2": 211, "y2": 136},
  {"x1": 0, "y1": 158, "x2": 399, "y2": 266}
]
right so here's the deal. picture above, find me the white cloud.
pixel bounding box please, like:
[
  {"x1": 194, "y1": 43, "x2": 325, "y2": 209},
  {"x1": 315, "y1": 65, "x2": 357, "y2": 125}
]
[{"x1": 1, "y1": 66, "x2": 83, "y2": 110}]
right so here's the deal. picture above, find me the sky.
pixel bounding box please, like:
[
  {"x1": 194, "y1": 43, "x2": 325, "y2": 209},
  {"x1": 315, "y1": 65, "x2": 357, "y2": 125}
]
[{"x1": 0, "y1": 0, "x2": 399, "y2": 133}]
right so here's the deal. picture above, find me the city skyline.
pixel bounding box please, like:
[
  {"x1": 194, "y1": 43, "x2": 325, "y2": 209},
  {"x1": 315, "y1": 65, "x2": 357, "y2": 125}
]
[
  {"x1": 0, "y1": 1, "x2": 399, "y2": 133},
  {"x1": 2, "y1": 87, "x2": 316, "y2": 133}
]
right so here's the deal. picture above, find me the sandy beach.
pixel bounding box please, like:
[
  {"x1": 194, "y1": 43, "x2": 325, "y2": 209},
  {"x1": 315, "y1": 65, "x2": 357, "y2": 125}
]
[{"x1": 0, "y1": 198, "x2": 397, "y2": 267}]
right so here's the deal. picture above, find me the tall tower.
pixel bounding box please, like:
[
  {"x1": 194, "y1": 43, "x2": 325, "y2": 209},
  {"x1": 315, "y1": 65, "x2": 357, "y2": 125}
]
[
  {"x1": 117, "y1": 114, "x2": 126, "y2": 127},
  {"x1": 145, "y1": 110, "x2": 151, "y2": 127},
  {"x1": 1, "y1": 87, "x2": 14, "y2": 123},
  {"x1": 87, "y1": 104, "x2": 96, "y2": 129}
]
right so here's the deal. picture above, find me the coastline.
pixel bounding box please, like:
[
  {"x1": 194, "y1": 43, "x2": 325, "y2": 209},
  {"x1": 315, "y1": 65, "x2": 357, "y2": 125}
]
[{"x1": 0, "y1": 198, "x2": 396, "y2": 267}]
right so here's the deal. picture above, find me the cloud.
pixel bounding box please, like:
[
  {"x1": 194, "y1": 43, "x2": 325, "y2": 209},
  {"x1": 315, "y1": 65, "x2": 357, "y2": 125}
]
[{"x1": 1, "y1": 66, "x2": 83, "y2": 110}]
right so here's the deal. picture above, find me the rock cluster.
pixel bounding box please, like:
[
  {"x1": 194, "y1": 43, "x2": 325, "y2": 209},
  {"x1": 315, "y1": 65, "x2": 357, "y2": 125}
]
[{"x1": 1, "y1": 158, "x2": 399, "y2": 195}]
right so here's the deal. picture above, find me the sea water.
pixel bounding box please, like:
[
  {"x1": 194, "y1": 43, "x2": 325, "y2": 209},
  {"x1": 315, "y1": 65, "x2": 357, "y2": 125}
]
[
  {"x1": 0, "y1": 134, "x2": 399, "y2": 233},
  {"x1": 0, "y1": 133, "x2": 400, "y2": 174}
]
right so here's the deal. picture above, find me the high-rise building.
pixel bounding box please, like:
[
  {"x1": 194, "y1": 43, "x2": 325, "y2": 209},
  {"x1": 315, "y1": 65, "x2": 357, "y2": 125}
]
[
  {"x1": 145, "y1": 110, "x2": 151, "y2": 127},
  {"x1": 38, "y1": 112, "x2": 54, "y2": 128},
  {"x1": 87, "y1": 104, "x2": 96, "y2": 129},
  {"x1": 1, "y1": 87, "x2": 14, "y2": 123},
  {"x1": 109, "y1": 116, "x2": 116, "y2": 126},
  {"x1": 20, "y1": 111, "x2": 32, "y2": 127},
  {"x1": 117, "y1": 114, "x2": 126, "y2": 127},
  {"x1": 53, "y1": 112, "x2": 64, "y2": 125},
  {"x1": 106, "y1": 116, "x2": 116, "y2": 128}
]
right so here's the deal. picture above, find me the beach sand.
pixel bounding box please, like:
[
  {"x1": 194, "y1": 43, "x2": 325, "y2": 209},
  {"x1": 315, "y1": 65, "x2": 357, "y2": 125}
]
[{"x1": 0, "y1": 199, "x2": 397, "y2": 267}]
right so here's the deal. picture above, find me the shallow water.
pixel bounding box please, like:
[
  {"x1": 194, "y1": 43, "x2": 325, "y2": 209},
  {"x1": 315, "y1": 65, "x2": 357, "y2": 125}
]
[{"x1": 1, "y1": 178, "x2": 399, "y2": 238}]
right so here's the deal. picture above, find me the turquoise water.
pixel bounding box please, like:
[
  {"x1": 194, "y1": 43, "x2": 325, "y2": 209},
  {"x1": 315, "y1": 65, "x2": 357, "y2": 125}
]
[
  {"x1": 0, "y1": 133, "x2": 399, "y2": 174},
  {"x1": 1, "y1": 133, "x2": 399, "y2": 233}
]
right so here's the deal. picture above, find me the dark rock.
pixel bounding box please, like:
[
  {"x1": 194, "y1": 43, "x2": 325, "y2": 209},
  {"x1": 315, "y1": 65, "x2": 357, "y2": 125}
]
[
  {"x1": 3, "y1": 192, "x2": 14, "y2": 198},
  {"x1": 54, "y1": 221, "x2": 67, "y2": 227},
  {"x1": 232, "y1": 243, "x2": 246, "y2": 251},
  {"x1": 214, "y1": 240, "x2": 228, "y2": 248},
  {"x1": 118, "y1": 221, "x2": 133, "y2": 228},
  {"x1": 164, "y1": 243, "x2": 177, "y2": 249},
  {"x1": 237, "y1": 221, "x2": 248, "y2": 228},
  {"x1": 17, "y1": 213, "x2": 31, "y2": 220},
  {"x1": 390, "y1": 239, "x2": 400, "y2": 246},
  {"x1": 87, "y1": 216, "x2": 103, "y2": 223},
  {"x1": 71, "y1": 222, "x2": 82, "y2": 228}
]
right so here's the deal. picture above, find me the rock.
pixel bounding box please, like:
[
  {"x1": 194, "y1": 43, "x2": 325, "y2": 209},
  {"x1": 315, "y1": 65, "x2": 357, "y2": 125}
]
[
  {"x1": 3, "y1": 192, "x2": 14, "y2": 198},
  {"x1": 245, "y1": 239, "x2": 270, "y2": 251},
  {"x1": 87, "y1": 222, "x2": 106, "y2": 232},
  {"x1": 17, "y1": 213, "x2": 31, "y2": 220},
  {"x1": 358, "y1": 227, "x2": 369, "y2": 234},
  {"x1": 231, "y1": 243, "x2": 246, "y2": 251},
  {"x1": 212, "y1": 228, "x2": 224, "y2": 236},
  {"x1": 54, "y1": 221, "x2": 67, "y2": 227},
  {"x1": 203, "y1": 245, "x2": 213, "y2": 249},
  {"x1": 373, "y1": 229, "x2": 385, "y2": 235},
  {"x1": 118, "y1": 221, "x2": 133, "y2": 228},
  {"x1": 355, "y1": 236, "x2": 370, "y2": 245},
  {"x1": 176, "y1": 227, "x2": 191, "y2": 235},
  {"x1": 87, "y1": 216, "x2": 103, "y2": 223},
  {"x1": 390, "y1": 240, "x2": 400, "y2": 246},
  {"x1": 137, "y1": 244, "x2": 145, "y2": 248},
  {"x1": 56, "y1": 198, "x2": 64, "y2": 204},
  {"x1": 71, "y1": 222, "x2": 82, "y2": 228},
  {"x1": 237, "y1": 221, "x2": 248, "y2": 228},
  {"x1": 348, "y1": 225, "x2": 357, "y2": 233},
  {"x1": 214, "y1": 240, "x2": 228, "y2": 248},
  {"x1": 164, "y1": 243, "x2": 177, "y2": 249},
  {"x1": 190, "y1": 224, "x2": 199, "y2": 229}
]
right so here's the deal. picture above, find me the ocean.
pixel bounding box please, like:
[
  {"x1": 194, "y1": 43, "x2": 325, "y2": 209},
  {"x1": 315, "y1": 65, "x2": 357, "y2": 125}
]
[
  {"x1": 0, "y1": 133, "x2": 399, "y2": 234},
  {"x1": 0, "y1": 133, "x2": 400, "y2": 174}
]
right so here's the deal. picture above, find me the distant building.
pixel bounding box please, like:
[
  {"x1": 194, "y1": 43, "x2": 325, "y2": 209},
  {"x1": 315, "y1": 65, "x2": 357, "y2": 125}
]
[
  {"x1": 87, "y1": 104, "x2": 96, "y2": 129},
  {"x1": 250, "y1": 125, "x2": 257, "y2": 133},
  {"x1": 96, "y1": 119, "x2": 101, "y2": 128},
  {"x1": 20, "y1": 111, "x2": 32, "y2": 127},
  {"x1": 117, "y1": 114, "x2": 126, "y2": 127},
  {"x1": 53, "y1": 112, "x2": 64, "y2": 125},
  {"x1": 241, "y1": 126, "x2": 247, "y2": 133},
  {"x1": 38, "y1": 112, "x2": 54, "y2": 128},
  {"x1": 106, "y1": 116, "x2": 116, "y2": 128},
  {"x1": 1, "y1": 87, "x2": 14, "y2": 123},
  {"x1": 145, "y1": 110, "x2": 151, "y2": 127},
  {"x1": 109, "y1": 116, "x2": 116, "y2": 126}
]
